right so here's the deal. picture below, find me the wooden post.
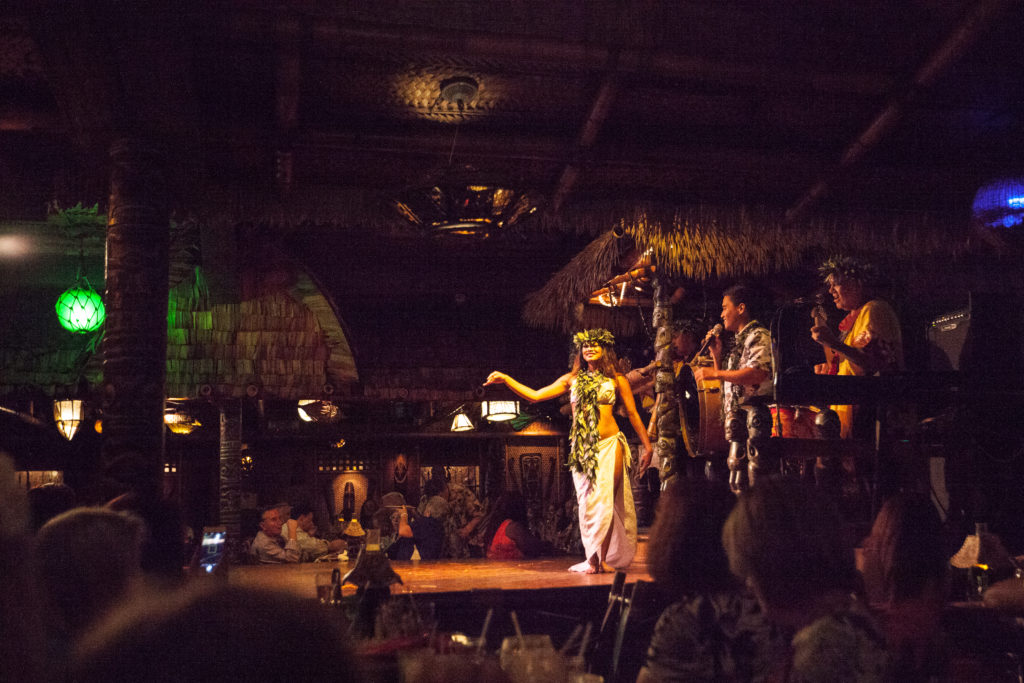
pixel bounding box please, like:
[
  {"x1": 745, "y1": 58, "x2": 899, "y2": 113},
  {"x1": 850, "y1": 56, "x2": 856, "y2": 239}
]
[
  {"x1": 101, "y1": 138, "x2": 169, "y2": 500},
  {"x1": 650, "y1": 273, "x2": 679, "y2": 483}
]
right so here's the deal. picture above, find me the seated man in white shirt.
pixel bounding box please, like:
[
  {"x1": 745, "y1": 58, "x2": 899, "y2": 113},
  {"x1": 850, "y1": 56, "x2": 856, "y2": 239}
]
[
  {"x1": 250, "y1": 505, "x2": 300, "y2": 563},
  {"x1": 285, "y1": 502, "x2": 344, "y2": 561}
]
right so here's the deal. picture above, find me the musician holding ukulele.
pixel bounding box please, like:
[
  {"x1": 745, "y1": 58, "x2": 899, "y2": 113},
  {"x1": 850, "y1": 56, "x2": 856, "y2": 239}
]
[{"x1": 811, "y1": 256, "x2": 904, "y2": 439}]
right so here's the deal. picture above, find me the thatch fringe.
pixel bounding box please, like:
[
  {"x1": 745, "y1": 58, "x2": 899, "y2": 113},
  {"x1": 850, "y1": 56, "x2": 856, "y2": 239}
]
[
  {"x1": 523, "y1": 204, "x2": 970, "y2": 334},
  {"x1": 522, "y1": 231, "x2": 629, "y2": 335},
  {"x1": 620, "y1": 205, "x2": 966, "y2": 280}
]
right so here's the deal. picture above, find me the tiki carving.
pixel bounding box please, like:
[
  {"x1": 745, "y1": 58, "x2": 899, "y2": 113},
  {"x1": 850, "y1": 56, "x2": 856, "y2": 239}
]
[
  {"x1": 651, "y1": 273, "x2": 679, "y2": 482},
  {"x1": 725, "y1": 408, "x2": 748, "y2": 494},
  {"x1": 746, "y1": 404, "x2": 777, "y2": 487},
  {"x1": 219, "y1": 399, "x2": 243, "y2": 542},
  {"x1": 814, "y1": 408, "x2": 843, "y2": 495}
]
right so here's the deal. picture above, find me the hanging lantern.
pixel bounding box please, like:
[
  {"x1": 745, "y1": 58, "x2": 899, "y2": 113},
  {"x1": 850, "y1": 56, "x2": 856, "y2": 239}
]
[
  {"x1": 297, "y1": 399, "x2": 341, "y2": 423},
  {"x1": 164, "y1": 411, "x2": 201, "y2": 435},
  {"x1": 481, "y1": 400, "x2": 519, "y2": 422},
  {"x1": 53, "y1": 399, "x2": 84, "y2": 440},
  {"x1": 450, "y1": 410, "x2": 475, "y2": 432},
  {"x1": 164, "y1": 400, "x2": 201, "y2": 435},
  {"x1": 55, "y1": 274, "x2": 105, "y2": 333}
]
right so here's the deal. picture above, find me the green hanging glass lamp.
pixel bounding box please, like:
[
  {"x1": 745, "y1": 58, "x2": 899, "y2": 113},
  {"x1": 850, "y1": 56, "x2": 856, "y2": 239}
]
[{"x1": 55, "y1": 273, "x2": 105, "y2": 333}]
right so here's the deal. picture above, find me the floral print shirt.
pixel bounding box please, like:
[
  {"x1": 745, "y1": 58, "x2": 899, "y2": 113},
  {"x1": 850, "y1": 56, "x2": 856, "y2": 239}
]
[
  {"x1": 441, "y1": 482, "x2": 484, "y2": 558},
  {"x1": 722, "y1": 320, "x2": 774, "y2": 418},
  {"x1": 640, "y1": 589, "x2": 783, "y2": 682},
  {"x1": 789, "y1": 599, "x2": 890, "y2": 682}
]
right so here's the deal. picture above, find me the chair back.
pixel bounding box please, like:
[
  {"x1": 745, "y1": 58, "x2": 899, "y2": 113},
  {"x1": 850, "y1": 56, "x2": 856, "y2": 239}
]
[
  {"x1": 586, "y1": 571, "x2": 627, "y2": 677},
  {"x1": 610, "y1": 580, "x2": 664, "y2": 683}
]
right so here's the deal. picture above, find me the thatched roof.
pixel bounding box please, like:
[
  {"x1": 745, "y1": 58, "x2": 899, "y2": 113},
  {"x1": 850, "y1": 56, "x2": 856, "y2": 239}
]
[
  {"x1": 0, "y1": 219, "x2": 359, "y2": 401},
  {"x1": 166, "y1": 262, "x2": 358, "y2": 401},
  {"x1": 523, "y1": 204, "x2": 975, "y2": 335}
]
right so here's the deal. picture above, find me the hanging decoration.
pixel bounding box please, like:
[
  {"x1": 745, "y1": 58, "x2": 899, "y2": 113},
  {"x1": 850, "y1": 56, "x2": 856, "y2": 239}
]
[
  {"x1": 164, "y1": 402, "x2": 202, "y2": 435},
  {"x1": 52, "y1": 203, "x2": 106, "y2": 334},
  {"x1": 481, "y1": 400, "x2": 519, "y2": 422},
  {"x1": 393, "y1": 76, "x2": 541, "y2": 238},
  {"x1": 297, "y1": 399, "x2": 341, "y2": 423},
  {"x1": 56, "y1": 274, "x2": 106, "y2": 333},
  {"x1": 450, "y1": 404, "x2": 475, "y2": 432},
  {"x1": 394, "y1": 167, "x2": 540, "y2": 238},
  {"x1": 53, "y1": 399, "x2": 84, "y2": 440}
]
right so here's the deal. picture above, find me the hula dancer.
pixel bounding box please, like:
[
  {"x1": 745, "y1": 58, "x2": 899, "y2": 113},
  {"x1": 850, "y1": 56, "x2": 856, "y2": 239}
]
[{"x1": 486, "y1": 329, "x2": 653, "y2": 573}]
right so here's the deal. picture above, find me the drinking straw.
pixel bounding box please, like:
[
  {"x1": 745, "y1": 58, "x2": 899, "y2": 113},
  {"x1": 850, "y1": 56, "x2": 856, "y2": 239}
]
[
  {"x1": 509, "y1": 610, "x2": 525, "y2": 649},
  {"x1": 477, "y1": 608, "x2": 493, "y2": 654},
  {"x1": 578, "y1": 621, "x2": 593, "y2": 659},
  {"x1": 558, "y1": 624, "x2": 583, "y2": 655}
]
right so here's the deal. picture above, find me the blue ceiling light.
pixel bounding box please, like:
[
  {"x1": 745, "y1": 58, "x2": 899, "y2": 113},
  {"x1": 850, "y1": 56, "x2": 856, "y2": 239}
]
[{"x1": 972, "y1": 178, "x2": 1024, "y2": 229}]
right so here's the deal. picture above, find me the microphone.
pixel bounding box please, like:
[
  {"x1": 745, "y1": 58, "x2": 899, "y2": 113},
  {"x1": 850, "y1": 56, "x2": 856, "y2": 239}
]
[
  {"x1": 702, "y1": 323, "x2": 724, "y2": 343},
  {"x1": 690, "y1": 323, "x2": 723, "y2": 361}
]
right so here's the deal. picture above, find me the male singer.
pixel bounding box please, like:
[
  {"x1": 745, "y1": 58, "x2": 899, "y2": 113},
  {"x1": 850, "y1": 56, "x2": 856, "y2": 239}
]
[{"x1": 693, "y1": 284, "x2": 774, "y2": 422}]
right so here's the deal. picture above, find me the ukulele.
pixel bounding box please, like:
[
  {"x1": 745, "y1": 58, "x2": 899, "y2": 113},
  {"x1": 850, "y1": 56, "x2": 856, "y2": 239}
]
[{"x1": 811, "y1": 303, "x2": 839, "y2": 374}]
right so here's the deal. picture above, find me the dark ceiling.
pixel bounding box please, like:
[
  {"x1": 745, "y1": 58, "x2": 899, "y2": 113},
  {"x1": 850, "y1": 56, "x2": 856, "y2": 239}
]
[
  {"x1": 2, "y1": 1, "x2": 1024, "y2": 388},
  {"x1": 4, "y1": 1, "x2": 1024, "y2": 219}
]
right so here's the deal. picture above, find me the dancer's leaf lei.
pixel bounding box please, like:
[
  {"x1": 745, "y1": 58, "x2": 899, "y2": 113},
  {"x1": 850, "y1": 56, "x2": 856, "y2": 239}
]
[{"x1": 568, "y1": 369, "x2": 605, "y2": 484}]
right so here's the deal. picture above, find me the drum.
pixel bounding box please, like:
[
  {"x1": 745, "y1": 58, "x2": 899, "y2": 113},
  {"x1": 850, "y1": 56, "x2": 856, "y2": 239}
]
[
  {"x1": 769, "y1": 404, "x2": 820, "y2": 438},
  {"x1": 677, "y1": 361, "x2": 728, "y2": 457}
]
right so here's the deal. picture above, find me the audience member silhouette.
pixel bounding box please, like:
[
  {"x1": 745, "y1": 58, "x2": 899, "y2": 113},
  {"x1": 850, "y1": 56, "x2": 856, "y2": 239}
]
[
  {"x1": 723, "y1": 476, "x2": 890, "y2": 682},
  {"x1": 0, "y1": 454, "x2": 47, "y2": 683},
  {"x1": 35, "y1": 507, "x2": 146, "y2": 637},
  {"x1": 106, "y1": 492, "x2": 188, "y2": 582},
  {"x1": 73, "y1": 583, "x2": 362, "y2": 682},
  {"x1": 860, "y1": 493, "x2": 949, "y2": 680},
  {"x1": 27, "y1": 482, "x2": 76, "y2": 532},
  {"x1": 638, "y1": 477, "x2": 782, "y2": 682}
]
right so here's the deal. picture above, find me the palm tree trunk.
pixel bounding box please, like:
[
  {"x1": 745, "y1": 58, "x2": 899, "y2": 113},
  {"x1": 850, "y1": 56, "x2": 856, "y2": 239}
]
[{"x1": 101, "y1": 138, "x2": 168, "y2": 500}]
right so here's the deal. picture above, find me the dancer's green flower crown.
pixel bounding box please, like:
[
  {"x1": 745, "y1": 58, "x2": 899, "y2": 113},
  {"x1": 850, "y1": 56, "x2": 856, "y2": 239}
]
[{"x1": 572, "y1": 328, "x2": 615, "y2": 349}]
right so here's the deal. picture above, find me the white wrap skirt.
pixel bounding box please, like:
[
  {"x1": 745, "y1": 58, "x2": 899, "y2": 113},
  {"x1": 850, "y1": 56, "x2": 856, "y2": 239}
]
[{"x1": 572, "y1": 432, "x2": 637, "y2": 569}]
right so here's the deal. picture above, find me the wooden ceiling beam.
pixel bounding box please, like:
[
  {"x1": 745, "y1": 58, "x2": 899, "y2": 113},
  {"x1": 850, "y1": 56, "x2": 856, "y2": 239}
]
[
  {"x1": 213, "y1": 11, "x2": 897, "y2": 97},
  {"x1": 785, "y1": 0, "x2": 1017, "y2": 222}
]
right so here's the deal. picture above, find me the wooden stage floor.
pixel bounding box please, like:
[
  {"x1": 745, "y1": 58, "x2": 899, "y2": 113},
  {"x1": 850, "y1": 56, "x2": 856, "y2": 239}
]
[
  {"x1": 229, "y1": 541, "x2": 657, "y2": 663},
  {"x1": 229, "y1": 554, "x2": 653, "y2": 601}
]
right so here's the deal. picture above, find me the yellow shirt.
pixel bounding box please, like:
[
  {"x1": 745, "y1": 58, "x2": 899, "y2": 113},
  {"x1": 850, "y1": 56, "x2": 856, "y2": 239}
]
[{"x1": 831, "y1": 299, "x2": 903, "y2": 438}]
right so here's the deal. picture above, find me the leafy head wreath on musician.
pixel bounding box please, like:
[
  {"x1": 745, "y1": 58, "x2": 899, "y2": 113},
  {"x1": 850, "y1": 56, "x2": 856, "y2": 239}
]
[
  {"x1": 485, "y1": 328, "x2": 653, "y2": 573},
  {"x1": 811, "y1": 255, "x2": 903, "y2": 378}
]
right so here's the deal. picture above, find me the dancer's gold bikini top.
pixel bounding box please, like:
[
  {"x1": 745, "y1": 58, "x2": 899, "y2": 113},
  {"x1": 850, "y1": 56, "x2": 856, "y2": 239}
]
[{"x1": 570, "y1": 377, "x2": 617, "y2": 407}]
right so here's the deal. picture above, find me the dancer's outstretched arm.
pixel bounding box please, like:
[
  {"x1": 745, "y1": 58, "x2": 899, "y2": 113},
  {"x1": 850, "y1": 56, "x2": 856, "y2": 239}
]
[{"x1": 484, "y1": 371, "x2": 570, "y2": 403}]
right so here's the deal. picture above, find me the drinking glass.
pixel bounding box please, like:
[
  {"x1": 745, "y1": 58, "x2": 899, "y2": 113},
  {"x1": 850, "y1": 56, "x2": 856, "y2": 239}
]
[
  {"x1": 500, "y1": 634, "x2": 565, "y2": 683},
  {"x1": 314, "y1": 571, "x2": 336, "y2": 605}
]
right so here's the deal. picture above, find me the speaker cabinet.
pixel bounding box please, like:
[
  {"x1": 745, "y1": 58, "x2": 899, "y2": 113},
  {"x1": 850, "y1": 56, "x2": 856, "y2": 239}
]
[
  {"x1": 927, "y1": 292, "x2": 1022, "y2": 379},
  {"x1": 927, "y1": 308, "x2": 969, "y2": 372}
]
